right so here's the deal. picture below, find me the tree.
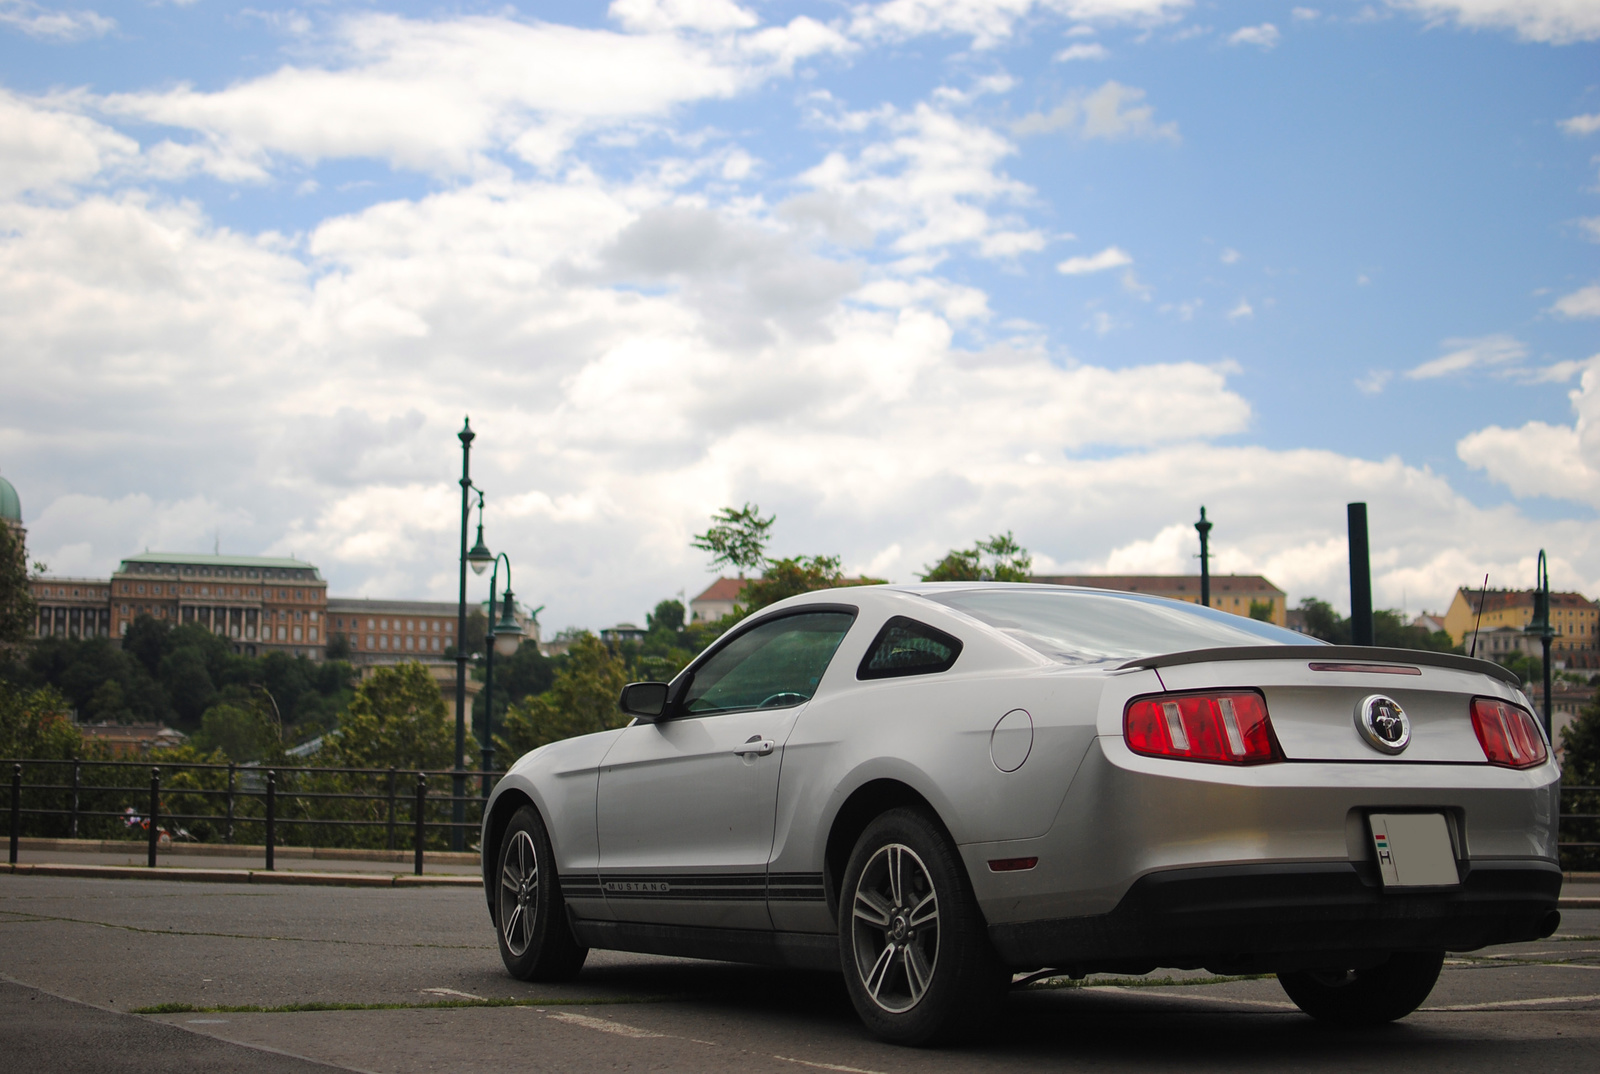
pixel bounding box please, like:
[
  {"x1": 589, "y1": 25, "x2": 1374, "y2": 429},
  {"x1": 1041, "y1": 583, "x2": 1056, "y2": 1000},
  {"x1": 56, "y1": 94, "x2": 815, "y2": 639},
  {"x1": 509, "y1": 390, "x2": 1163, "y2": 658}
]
[
  {"x1": 325, "y1": 632, "x2": 352, "y2": 661},
  {"x1": 0, "y1": 684, "x2": 81, "y2": 759},
  {"x1": 1249, "y1": 599, "x2": 1275, "y2": 623},
  {"x1": 191, "y1": 699, "x2": 281, "y2": 763},
  {"x1": 647, "y1": 599, "x2": 685, "y2": 633},
  {"x1": 692, "y1": 503, "x2": 774, "y2": 576},
  {"x1": 496, "y1": 633, "x2": 630, "y2": 760},
  {"x1": 920, "y1": 532, "x2": 1032, "y2": 583},
  {"x1": 123, "y1": 614, "x2": 171, "y2": 677},
  {"x1": 738, "y1": 555, "x2": 882, "y2": 614},
  {"x1": 1297, "y1": 598, "x2": 1350, "y2": 644},
  {"x1": 328, "y1": 661, "x2": 459, "y2": 770},
  {"x1": 0, "y1": 523, "x2": 35, "y2": 646}
]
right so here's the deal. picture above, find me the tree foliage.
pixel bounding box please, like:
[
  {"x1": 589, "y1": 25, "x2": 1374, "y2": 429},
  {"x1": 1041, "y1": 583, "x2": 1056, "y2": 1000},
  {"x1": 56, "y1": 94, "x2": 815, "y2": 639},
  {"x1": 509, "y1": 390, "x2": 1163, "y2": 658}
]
[
  {"x1": 326, "y1": 661, "x2": 459, "y2": 771},
  {"x1": 920, "y1": 532, "x2": 1032, "y2": 583},
  {"x1": 496, "y1": 633, "x2": 629, "y2": 760},
  {"x1": 0, "y1": 523, "x2": 35, "y2": 647},
  {"x1": 5, "y1": 615, "x2": 353, "y2": 742},
  {"x1": 190, "y1": 699, "x2": 282, "y2": 764},
  {"x1": 0, "y1": 684, "x2": 80, "y2": 759},
  {"x1": 1294, "y1": 598, "x2": 1456, "y2": 654},
  {"x1": 691, "y1": 503, "x2": 774, "y2": 576}
]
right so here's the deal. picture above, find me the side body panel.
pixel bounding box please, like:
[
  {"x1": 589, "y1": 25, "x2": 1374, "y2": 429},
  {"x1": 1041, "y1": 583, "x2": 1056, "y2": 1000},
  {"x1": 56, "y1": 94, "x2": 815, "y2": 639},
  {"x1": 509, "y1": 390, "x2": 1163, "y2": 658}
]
[{"x1": 596, "y1": 706, "x2": 801, "y2": 928}]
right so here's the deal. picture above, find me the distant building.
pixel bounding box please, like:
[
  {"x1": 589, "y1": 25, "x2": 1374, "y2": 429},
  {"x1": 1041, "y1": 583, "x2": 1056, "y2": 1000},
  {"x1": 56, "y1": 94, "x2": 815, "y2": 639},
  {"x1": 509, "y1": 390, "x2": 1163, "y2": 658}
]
[
  {"x1": 600, "y1": 623, "x2": 647, "y2": 645},
  {"x1": 1411, "y1": 613, "x2": 1446, "y2": 635},
  {"x1": 1030, "y1": 574, "x2": 1289, "y2": 627},
  {"x1": 327, "y1": 597, "x2": 539, "y2": 666},
  {"x1": 31, "y1": 577, "x2": 114, "y2": 640},
  {"x1": 79, "y1": 723, "x2": 187, "y2": 756},
  {"x1": 0, "y1": 472, "x2": 21, "y2": 539},
  {"x1": 110, "y1": 552, "x2": 328, "y2": 659},
  {"x1": 690, "y1": 578, "x2": 749, "y2": 623},
  {"x1": 1442, "y1": 588, "x2": 1599, "y2": 668},
  {"x1": 1462, "y1": 625, "x2": 1542, "y2": 662}
]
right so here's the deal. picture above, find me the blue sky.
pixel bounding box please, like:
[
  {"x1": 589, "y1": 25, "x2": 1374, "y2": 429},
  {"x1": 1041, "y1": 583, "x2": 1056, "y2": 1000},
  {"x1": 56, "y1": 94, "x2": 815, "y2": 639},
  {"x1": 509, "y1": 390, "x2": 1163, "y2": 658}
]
[{"x1": 1, "y1": 0, "x2": 1597, "y2": 629}]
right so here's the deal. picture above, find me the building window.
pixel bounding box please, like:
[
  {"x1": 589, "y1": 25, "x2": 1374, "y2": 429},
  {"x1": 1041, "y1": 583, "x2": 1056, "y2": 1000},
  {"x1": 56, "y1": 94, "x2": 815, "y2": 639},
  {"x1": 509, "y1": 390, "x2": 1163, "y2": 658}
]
[
  {"x1": 432, "y1": 621, "x2": 440, "y2": 632},
  {"x1": 379, "y1": 635, "x2": 389, "y2": 649},
  {"x1": 136, "y1": 585, "x2": 145, "y2": 595},
  {"x1": 431, "y1": 636, "x2": 440, "y2": 651},
  {"x1": 278, "y1": 626, "x2": 287, "y2": 641},
  {"x1": 310, "y1": 627, "x2": 318, "y2": 641}
]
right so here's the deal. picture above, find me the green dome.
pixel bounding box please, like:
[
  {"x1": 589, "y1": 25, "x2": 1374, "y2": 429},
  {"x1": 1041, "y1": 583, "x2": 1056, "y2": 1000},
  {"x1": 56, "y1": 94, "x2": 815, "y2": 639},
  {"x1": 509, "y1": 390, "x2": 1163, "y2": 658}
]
[{"x1": 0, "y1": 474, "x2": 18, "y2": 524}]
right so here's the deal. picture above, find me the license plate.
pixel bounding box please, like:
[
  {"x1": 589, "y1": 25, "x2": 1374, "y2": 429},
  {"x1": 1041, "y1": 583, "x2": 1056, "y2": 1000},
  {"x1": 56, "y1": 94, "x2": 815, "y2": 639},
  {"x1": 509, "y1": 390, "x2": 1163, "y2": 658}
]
[{"x1": 1369, "y1": 813, "x2": 1460, "y2": 888}]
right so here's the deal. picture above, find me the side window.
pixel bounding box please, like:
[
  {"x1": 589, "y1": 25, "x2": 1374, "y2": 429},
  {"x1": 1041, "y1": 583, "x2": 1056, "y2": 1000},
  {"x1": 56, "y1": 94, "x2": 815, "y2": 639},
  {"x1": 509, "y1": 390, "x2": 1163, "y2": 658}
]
[
  {"x1": 683, "y1": 611, "x2": 856, "y2": 715},
  {"x1": 857, "y1": 616, "x2": 963, "y2": 680}
]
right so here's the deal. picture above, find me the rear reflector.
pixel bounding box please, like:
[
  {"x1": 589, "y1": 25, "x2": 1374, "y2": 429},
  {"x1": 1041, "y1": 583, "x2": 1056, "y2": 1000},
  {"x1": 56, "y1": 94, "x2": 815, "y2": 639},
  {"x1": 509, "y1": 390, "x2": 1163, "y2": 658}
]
[
  {"x1": 1470, "y1": 697, "x2": 1548, "y2": 769},
  {"x1": 987, "y1": 857, "x2": 1039, "y2": 872},
  {"x1": 1124, "y1": 690, "x2": 1281, "y2": 765}
]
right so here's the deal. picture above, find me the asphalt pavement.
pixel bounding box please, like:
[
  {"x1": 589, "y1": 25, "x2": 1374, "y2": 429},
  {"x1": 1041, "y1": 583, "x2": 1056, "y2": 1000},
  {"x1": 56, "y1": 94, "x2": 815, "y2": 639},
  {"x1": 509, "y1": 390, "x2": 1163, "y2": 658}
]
[{"x1": 1, "y1": 872, "x2": 1597, "y2": 1073}]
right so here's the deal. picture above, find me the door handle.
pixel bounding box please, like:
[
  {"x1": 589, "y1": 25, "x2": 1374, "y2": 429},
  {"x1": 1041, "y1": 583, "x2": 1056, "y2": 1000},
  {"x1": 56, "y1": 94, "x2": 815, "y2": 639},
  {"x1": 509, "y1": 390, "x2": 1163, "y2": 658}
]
[{"x1": 733, "y1": 737, "x2": 775, "y2": 757}]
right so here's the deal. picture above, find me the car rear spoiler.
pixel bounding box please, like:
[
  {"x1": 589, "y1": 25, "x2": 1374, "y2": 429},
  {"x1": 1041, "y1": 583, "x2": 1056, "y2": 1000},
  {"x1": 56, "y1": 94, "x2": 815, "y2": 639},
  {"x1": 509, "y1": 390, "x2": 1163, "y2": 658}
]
[{"x1": 1117, "y1": 645, "x2": 1523, "y2": 689}]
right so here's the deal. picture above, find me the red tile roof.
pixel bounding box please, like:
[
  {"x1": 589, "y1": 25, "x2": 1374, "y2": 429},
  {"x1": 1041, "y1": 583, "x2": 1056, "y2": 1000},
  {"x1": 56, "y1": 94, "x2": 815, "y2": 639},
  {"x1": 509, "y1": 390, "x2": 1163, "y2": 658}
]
[
  {"x1": 692, "y1": 577, "x2": 750, "y2": 603},
  {"x1": 1033, "y1": 574, "x2": 1285, "y2": 596}
]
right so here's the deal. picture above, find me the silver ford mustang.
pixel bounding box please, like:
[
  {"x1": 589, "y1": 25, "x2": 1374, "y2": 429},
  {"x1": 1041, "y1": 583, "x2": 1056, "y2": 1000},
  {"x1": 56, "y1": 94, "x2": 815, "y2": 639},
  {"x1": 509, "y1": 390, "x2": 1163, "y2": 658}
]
[{"x1": 480, "y1": 583, "x2": 1562, "y2": 1045}]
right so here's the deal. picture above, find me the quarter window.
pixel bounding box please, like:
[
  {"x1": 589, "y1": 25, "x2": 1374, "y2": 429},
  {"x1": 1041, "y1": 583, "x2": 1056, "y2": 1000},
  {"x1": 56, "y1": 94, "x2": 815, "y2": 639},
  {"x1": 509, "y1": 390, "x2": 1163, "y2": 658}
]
[
  {"x1": 857, "y1": 616, "x2": 964, "y2": 680},
  {"x1": 682, "y1": 611, "x2": 855, "y2": 716}
]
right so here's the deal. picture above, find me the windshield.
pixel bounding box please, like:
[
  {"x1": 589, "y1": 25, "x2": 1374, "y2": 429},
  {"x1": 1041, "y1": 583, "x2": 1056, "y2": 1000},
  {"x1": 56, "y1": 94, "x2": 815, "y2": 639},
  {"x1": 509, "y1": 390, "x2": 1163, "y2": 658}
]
[{"x1": 923, "y1": 587, "x2": 1316, "y2": 665}]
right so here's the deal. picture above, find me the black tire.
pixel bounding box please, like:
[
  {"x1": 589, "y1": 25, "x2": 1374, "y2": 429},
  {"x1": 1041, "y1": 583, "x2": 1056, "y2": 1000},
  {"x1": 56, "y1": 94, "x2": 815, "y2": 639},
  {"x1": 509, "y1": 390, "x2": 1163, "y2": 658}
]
[
  {"x1": 1278, "y1": 951, "x2": 1445, "y2": 1026},
  {"x1": 838, "y1": 808, "x2": 1007, "y2": 1046},
  {"x1": 495, "y1": 804, "x2": 588, "y2": 982}
]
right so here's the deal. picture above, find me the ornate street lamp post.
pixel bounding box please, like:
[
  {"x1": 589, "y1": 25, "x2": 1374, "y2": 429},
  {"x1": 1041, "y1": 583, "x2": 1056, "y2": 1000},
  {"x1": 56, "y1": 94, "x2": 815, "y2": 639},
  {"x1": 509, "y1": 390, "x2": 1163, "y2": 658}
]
[
  {"x1": 455, "y1": 419, "x2": 493, "y2": 851},
  {"x1": 1526, "y1": 550, "x2": 1555, "y2": 739},
  {"x1": 481, "y1": 553, "x2": 525, "y2": 800}
]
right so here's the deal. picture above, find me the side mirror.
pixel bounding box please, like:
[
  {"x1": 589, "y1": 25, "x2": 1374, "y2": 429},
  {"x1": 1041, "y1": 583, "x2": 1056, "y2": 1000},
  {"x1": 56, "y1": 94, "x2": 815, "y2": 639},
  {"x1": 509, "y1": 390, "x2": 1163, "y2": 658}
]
[{"x1": 619, "y1": 681, "x2": 670, "y2": 722}]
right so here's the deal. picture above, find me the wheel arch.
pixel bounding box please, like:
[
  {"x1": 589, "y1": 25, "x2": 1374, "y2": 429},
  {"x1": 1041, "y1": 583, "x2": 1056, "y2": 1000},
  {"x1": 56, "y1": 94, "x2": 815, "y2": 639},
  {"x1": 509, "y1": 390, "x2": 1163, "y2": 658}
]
[
  {"x1": 482, "y1": 787, "x2": 537, "y2": 914},
  {"x1": 823, "y1": 778, "x2": 961, "y2": 922}
]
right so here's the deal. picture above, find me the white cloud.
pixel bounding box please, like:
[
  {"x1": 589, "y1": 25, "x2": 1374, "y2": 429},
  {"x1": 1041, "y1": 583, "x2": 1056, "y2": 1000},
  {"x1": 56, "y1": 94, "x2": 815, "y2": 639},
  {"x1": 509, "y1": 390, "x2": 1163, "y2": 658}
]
[
  {"x1": 0, "y1": 1, "x2": 113, "y2": 41},
  {"x1": 1054, "y1": 42, "x2": 1108, "y2": 60},
  {"x1": 1405, "y1": 333, "x2": 1526, "y2": 378},
  {"x1": 1014, "y1": 81, "x2": 1179, "y2": 141},
  {"x1": 0, "y1": 90, "x2": 138, "y2": 197},
  {"x1": 1392, "y1": 0, "x2": 1600, "y2": 44},
  {"x1": 1578, "y1": 217, "x2": 1600, "y2": 242},
  {"x1": 1219, "y1": 247, "x2": 1240, "y2": 264},
  {"x1": 609, "y1": 0, "x2": 758, "y2": 34},
  {"x1": 1560, "y1": 112, "x2": 1600, "y2": 135},
  {"x1": 1551, "y1": 283, "x2": 1600, "y2": 319},
  {"x1": 1228, "y1": 298, "x2": 1253, "y2": 319},
  {"x1": 97, "y1": 12, "x2": 846, "y2": 177},
  {"x1": 1057, "y1": 245, "x2": 1132, "y2": 274},
  {"x1": 798, "y1": 102, "x2": 1046, "y2": 259},
  {"x1": 1292, "y1": 7, "x2": 1321, "y2": 19},
  {"x1": 1357, "y1": 370, "x2": 1392, "y2": 394},
  {"x1": 1228, "y1": 23, "x2": 1281, "y2": 48},
  {"x1": 1458, "y1": 355, "x2": 1600, "y2": 505},
  {"x1": 849, "y1": 0, "x2": 1191, "y2": 49}
]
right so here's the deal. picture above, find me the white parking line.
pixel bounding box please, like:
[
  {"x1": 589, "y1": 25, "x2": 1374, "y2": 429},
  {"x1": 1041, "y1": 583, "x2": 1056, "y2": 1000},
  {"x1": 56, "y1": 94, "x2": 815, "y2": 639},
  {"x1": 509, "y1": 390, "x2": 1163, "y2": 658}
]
[
  {"x1": 1423, "y1": 993, "x2": 1600, "y2": 1011},
  {"x1": 546, "y1": 1011, "x2": 668, "y2": 1038},
  {"x1": 773, "y1": 1056, "x2": 889, "y2": 1074},
  {"x1": 1092, "y1": 986, "x2": 1297, "y2": 1010}
]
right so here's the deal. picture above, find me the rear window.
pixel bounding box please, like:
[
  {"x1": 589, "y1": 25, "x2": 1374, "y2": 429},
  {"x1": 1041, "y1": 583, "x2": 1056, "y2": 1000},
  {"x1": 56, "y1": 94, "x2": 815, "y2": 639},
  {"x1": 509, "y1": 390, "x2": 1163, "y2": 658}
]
[{"x1": 923, "y1": 587, "x2": 1314, "y2": 665}]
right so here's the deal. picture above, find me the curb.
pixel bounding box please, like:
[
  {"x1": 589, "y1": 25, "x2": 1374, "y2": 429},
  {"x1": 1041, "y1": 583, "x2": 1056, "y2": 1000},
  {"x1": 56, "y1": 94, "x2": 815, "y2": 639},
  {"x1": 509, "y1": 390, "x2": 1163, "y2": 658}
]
[
  {"x1": 1561, "y1": 897, "x2": 1600, "y2": 909},
  {"x1": 10, "y1": 837, "x2": 479, "y2": 865},
  {"x1": 3, "y1": 862, "x2": 479, "y2": 888}
]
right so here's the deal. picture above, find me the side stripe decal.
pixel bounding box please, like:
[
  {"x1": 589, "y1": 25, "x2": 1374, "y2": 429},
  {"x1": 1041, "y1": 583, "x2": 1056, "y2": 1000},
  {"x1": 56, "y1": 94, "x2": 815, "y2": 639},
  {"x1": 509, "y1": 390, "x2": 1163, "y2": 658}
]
[{"x1": 561, "y1": 872, "x2": 826, "y2": 902}]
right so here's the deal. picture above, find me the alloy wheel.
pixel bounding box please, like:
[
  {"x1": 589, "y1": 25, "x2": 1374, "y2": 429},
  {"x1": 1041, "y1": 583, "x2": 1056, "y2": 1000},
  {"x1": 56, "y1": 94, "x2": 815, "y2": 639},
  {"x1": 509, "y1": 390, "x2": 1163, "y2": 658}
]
[
  {"x1": 850, "y1": 842, "x2": 941, "y2": 1014},
  {"x1": 499, "y1": 829, "x2": 539, "y2": 956}
]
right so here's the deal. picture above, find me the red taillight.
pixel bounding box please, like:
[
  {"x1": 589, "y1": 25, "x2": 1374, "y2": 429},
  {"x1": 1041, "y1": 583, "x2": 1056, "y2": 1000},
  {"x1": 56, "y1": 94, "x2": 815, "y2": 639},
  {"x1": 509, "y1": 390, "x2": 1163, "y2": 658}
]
[
  {"x1": 1470, "y1": 697, "x2": 1548, "y2": 769},
  {"x1": 1124, "y1": 691, "x2": 1281, "y2": 765}
]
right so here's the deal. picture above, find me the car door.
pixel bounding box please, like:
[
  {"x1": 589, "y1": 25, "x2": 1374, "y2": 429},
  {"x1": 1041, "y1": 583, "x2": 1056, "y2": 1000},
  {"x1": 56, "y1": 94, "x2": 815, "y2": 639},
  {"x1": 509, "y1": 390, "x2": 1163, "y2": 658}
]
[{"x1": 595, "y1": 608, "x2": 856, "y2": 930}]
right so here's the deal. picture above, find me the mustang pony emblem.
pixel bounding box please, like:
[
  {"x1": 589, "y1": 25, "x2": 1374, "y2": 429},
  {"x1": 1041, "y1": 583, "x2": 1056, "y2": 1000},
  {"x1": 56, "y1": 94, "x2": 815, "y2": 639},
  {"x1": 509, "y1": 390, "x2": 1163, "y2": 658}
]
[{"x1": 1356, "y1": 694, "x2": 1411, "y2": 754}]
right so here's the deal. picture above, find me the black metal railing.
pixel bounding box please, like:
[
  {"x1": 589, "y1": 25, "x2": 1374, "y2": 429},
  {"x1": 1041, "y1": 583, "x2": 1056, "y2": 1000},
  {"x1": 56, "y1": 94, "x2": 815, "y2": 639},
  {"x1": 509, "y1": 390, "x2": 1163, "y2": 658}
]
[
  {"x1": 1561, "y1": 783, "x2": 1599, "y2": 872},
  {"x1": 3, "y1": 758, "x2": 498, "y2": 875}
]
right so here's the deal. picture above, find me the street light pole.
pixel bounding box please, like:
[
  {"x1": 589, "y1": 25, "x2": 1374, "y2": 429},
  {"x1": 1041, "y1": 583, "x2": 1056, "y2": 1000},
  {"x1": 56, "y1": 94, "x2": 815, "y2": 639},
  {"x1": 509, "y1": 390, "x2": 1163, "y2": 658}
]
[
  {"x1": 453, "y1": 420, "x2": 494, "y2": 850},
  {"x1": 482, "y1": 553, "x2": 526, "y2": 801},
  {"x1": 454, "y1": 419, "x2": 474, "y2": 852},
  {"x1": 1529, "y1": 550, "x2": 1555, "y2": 739},
  {"x1": 1194, "y1": 507, "x2": 1212, "y2": 609}
]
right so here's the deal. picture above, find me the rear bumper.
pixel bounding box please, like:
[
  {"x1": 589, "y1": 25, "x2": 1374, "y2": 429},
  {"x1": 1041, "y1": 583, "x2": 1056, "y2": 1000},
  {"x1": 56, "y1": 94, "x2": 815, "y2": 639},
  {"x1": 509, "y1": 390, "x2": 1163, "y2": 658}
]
[{"x1": 987, "y1": 859, "x2": 1562, "y2": 975}]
